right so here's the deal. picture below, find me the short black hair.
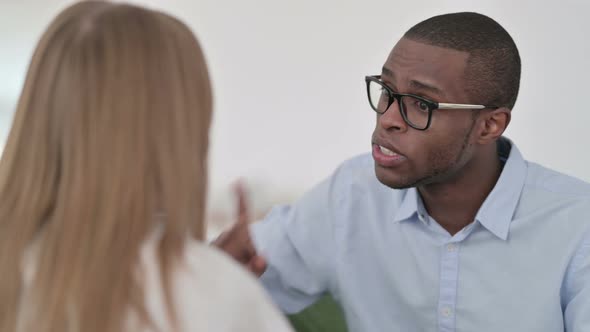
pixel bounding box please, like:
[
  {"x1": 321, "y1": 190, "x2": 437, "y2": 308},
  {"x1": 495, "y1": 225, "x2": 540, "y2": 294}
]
[{"x1": 404, "y1": 12, "x2": 521, "y2": 109}]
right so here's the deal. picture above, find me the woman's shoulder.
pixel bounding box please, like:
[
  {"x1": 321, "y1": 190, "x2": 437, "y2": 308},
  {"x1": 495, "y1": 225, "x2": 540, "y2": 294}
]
[
  {"x1": 182, "y1": 240, "x2": 250, "y2": 280},
  {"x1": 177, "y1": 240, "x2": 277, "y2": 309},
  {"x1": 159, "y1": 239, "x2": 293, "y2": 332}
]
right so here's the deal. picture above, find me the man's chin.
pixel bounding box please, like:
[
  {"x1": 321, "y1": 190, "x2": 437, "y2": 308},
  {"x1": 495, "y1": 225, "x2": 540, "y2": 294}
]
[{"x1": 374, "y1": 166, "x2": 417, "y2": 190}]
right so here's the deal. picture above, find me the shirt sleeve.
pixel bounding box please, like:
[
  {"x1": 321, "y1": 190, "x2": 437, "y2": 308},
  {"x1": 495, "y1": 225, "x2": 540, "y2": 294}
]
[
  {"x1": 563, "y1": 228, "x2": 590, "y2": 331},
  {"x1": 250, "y1": 174, "x2": 339, "y2": 314}
]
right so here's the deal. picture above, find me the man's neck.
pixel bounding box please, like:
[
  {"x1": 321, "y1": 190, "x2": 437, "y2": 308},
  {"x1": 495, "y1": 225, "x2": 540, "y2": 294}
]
[{"x1": 418, "y1": 146, "x2": 503, "y2": 236}]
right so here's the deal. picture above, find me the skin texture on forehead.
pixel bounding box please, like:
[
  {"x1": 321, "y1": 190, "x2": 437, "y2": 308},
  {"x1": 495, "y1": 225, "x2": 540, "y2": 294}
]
[{"x1": 383, "y1": 38, "x2": 471, "y2": 103}]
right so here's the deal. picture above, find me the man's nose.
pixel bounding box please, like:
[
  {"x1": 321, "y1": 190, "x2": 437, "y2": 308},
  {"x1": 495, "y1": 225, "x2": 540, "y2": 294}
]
[{"x1": 377, "y1": 99, "x2": 407, "y2": 132}]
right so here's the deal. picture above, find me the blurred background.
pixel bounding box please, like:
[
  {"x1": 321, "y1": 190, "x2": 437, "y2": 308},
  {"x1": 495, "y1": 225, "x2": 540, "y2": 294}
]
[{"x1": 1, "y1": 0, "x2": 589, "y2": 236}]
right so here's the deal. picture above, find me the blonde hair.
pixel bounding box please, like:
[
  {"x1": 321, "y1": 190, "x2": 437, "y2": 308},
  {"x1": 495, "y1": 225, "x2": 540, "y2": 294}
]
[{"x1": 0, "y1": 1, "x2": 212, "y2": 331}]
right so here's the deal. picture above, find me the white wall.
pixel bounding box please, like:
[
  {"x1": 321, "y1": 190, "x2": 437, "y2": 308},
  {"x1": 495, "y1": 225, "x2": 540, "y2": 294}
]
[{"x1": 1, "y1": 0, "x2": 590, "y2": 226}]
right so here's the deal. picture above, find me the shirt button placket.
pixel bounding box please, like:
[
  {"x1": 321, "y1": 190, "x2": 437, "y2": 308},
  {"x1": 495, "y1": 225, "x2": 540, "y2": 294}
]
[{"x1": 438, "y1": 241, "x2": 460, "y2": 332}]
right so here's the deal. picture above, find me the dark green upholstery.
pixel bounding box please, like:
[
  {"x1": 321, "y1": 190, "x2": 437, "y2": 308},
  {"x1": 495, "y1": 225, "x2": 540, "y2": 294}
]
[{"x1": 287, "y1": 294, "x2": 348, "y2": 332}]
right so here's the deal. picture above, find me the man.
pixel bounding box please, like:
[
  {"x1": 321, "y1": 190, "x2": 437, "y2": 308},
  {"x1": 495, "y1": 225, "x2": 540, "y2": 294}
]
[{"x1": 215, "y1": 12, "x2": 590, "y2": 331}]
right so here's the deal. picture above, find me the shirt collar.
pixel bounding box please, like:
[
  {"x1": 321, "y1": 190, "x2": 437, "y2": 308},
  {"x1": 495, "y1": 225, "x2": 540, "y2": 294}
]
[
  {"x1": 475, "y1": 137, "x2": 527, "y2": 240},
  {"x1": 391, "y1": 137, "x2": 527, "y2": 240},
  {"x1": 392, "y1": 187, "x2": 420, "y2": 223}
]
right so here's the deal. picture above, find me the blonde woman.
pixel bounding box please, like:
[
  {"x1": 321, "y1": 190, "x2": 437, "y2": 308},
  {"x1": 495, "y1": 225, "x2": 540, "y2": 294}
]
[{"x1": 0, "y1": 2, "x2": 293, "y2": 332}]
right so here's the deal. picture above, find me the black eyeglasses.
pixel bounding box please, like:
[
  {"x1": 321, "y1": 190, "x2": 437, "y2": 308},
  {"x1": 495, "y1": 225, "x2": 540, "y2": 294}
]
[{"x1": 365, "y1": 75, "x2": 498, "y2": 130}]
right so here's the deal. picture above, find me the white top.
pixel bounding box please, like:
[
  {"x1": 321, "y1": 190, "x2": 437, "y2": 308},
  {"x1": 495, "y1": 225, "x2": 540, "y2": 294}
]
[{"x1": 20, "y1": 234, "x2": 293, "y2": 332}]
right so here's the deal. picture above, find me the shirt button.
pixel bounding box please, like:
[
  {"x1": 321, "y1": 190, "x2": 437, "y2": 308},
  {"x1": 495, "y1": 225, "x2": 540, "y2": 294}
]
[
  {"x1": 441, "y1": 307, "x2": 453, "y2": 317},
  {"x1": 447, "y1": 243, "x2": 457, "y2": 252}
]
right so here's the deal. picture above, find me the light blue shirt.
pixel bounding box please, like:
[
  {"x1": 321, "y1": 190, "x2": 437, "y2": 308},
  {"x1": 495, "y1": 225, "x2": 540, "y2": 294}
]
[{"x1": 251, "y1": 138, "x2": 590, "y2": 332}]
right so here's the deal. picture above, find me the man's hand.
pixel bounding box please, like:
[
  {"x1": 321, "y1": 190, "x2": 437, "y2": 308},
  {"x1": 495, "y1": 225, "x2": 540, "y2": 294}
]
[{"x1": 212, "y1": 182, "x2": 267, "y2": 277}]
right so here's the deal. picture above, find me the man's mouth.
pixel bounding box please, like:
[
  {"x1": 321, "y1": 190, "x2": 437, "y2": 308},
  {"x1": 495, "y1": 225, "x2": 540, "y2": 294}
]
[
  {"x1": 372, "y1": 144, "x2": 407, "y2": 167},
  {"x1": 379, "y1": 145, "x2": 398, "y2": 156}
]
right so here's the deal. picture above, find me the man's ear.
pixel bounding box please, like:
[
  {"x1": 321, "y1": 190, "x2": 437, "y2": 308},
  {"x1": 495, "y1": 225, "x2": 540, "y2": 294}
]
[{"x1": 476, "y1": 107, "x2": 511, "y2": 144}]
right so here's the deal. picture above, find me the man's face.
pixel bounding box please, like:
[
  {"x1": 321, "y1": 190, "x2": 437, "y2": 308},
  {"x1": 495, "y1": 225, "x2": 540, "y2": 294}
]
[{"x1": 372, "y1": 38, "x2": 481, "y2": 189}]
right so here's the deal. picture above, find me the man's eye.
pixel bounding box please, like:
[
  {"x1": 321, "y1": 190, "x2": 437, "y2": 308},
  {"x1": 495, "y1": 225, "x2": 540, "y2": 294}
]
[{"x1": 417, "y1": 101, "x2": 429, "y2": 112}]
